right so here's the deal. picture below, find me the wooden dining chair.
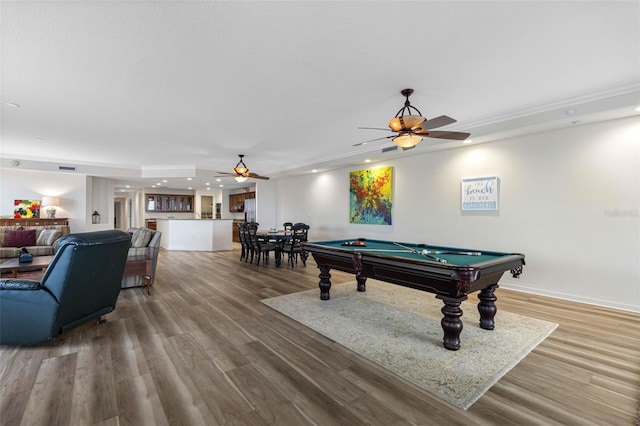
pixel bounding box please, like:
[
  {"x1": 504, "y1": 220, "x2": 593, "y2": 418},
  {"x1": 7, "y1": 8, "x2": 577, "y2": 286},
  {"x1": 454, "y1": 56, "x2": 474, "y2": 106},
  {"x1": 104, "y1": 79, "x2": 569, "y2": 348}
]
[
  {"x1": 246, "y1": 222, "x2": 277, "y2": 266},
  {"x1": 283, "y1": 223, "x2": 309, "y2": 267},
  {"x1": 237, "y1": 222, "x2": 250, "y2": 262}
]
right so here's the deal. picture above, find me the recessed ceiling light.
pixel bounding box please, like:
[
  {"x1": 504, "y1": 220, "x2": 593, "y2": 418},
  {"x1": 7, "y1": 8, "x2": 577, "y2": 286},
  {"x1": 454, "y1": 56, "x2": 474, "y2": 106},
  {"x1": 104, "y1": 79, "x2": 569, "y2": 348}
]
[
  {"x1": 206, "y1": 187, "x2": 211, "y2": 190},
  {"x1": 152, "y1": 185, "x2": 156, "y2": 188},
  {"x1": 463, "y1": 139, "x2": 473, "y2": 144},
  {"x1": 5, "y1": 102, "x2": 20, "y2": 108},
  {"x1": 156, "y1": 182, "x2": 161, "y2": 186},
  {"x1": 216, "y1": 178, "x2": 221, "y2": 182},
  {"x1": 312, "y1": 169, "x2": 318, "y2": 173},
  {"x1": 219, "y1": 184, "x2": 224, "y2": 187},
  {"x1": 187, "y1": 177, "x2": 192, "y2": 181},
  {"x1": 634, "y1": 105, "x2": 640, "y2": 112},
  {"x1": 365, "y1": 159, "x2": 372, "y2": 163},
  {"x1": 188, "y1": 187, "x2": 192, "y2": 190},
  {"x1": 162, "y1": 179, "x2": 167, "y2": 183},
  {"x1": 125, "y1": 185, "x2": 130, "y2": 188},
  {"x1": 205, "y1": 182, "x2": 210, "y2": 186}
]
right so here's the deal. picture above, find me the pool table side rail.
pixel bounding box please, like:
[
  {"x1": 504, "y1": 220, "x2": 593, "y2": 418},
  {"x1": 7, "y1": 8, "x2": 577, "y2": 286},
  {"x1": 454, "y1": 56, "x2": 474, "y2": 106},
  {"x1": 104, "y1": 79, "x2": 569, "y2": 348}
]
[{"x1": 303, "y1": 240, "x2": 524, "y2": 270}]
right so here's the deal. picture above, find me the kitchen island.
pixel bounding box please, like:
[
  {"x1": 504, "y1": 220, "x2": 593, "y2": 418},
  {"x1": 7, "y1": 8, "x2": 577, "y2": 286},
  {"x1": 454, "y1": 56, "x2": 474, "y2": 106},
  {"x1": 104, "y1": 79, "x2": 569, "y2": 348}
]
[{"x1": 156, "y1": 219, "x2": 233, "y2": 251}]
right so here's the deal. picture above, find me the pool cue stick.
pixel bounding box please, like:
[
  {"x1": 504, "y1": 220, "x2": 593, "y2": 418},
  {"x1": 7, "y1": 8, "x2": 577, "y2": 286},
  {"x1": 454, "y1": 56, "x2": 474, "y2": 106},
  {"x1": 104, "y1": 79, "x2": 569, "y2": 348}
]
[
  {"x1": 393, "y1": 242, "x2": 447, "y2": 263},
  {"x1": 423, "y1": 249, "x2": 483, "y2": 256},
  {"x1": 350, "y1": 248, "x2": 411, "y2": 252}
]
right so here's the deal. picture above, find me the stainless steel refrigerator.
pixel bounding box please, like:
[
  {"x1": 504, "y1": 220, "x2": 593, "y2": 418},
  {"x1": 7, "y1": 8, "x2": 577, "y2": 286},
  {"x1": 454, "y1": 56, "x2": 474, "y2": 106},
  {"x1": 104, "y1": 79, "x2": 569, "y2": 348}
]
[{"x1": 244, "y1": 198, "x2": 256, "y2": 223}]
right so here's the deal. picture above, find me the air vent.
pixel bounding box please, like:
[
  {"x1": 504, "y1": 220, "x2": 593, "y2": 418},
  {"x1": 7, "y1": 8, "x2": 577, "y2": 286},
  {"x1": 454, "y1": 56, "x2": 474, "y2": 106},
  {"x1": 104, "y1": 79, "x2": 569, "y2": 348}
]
[
  {"x1": 381, "y1": 145, "x2": 398, "y2": 153},
  {"x1": 58, "y1": 166, "x2": 76, "y2": 171}
]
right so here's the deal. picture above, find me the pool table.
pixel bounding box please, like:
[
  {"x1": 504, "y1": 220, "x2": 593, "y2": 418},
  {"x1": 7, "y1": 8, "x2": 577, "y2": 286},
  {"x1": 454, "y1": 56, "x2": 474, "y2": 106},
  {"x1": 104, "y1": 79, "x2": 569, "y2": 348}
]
[{"x1": 302, "y1": 239, "x2": 525, "y2": 350}]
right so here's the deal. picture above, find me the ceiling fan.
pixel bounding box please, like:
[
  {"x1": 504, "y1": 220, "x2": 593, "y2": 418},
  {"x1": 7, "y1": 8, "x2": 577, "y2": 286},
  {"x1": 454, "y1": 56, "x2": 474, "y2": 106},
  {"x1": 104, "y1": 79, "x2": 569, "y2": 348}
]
[
  {"x1": 355, "y1": 88, "x2": 470, "y2": 150},
  {"x1": 215, "y1": 155, "x2": 270, "y2": 182}
]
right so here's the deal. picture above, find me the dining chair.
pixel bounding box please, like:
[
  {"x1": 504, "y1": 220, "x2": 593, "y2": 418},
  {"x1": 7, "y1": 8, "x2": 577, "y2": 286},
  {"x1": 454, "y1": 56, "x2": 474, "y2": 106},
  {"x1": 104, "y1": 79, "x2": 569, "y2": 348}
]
[
  {"x1": 237, "y1": 222, "x2": 249, "y2": 262},
  {"x1": 246, "y1": 222, "x2": 277, "y2": 266},
  {"x1": 283, "y1": 222, "x2": 293, "y2": 232},
  {"x1": 244, "y1": 222, "x2": 260, "y2": 263},
  {"x1": 283, "y1": 223, "x2": 310, "y2": 267}
]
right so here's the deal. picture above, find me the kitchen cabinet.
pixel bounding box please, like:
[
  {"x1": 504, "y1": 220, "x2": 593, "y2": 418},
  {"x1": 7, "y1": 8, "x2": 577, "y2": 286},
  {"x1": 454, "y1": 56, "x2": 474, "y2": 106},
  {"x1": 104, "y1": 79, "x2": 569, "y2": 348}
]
[
  {"x1": 146, "y1": 194, "x2": 194, "y2": 213},
  {"x1": 228, "y1": 192, "x2": 255, "y2": 213},
  {"x1": 232, "y1": 220, "x2": 245, "y2": 243}
]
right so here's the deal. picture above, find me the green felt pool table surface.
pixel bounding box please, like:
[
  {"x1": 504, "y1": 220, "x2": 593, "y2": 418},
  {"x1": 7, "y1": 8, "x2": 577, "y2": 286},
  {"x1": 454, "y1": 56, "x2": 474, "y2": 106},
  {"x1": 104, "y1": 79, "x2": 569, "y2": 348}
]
[{"x1": 307, "y1": 239, "x2": 517, "y2": 267}]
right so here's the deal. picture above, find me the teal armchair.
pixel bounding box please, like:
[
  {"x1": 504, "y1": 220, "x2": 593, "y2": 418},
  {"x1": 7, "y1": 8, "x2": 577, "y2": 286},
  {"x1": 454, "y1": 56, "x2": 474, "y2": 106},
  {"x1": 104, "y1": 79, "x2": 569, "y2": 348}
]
[{"x1": 0, "y1": 230, "x2": 131, "y2": 345}]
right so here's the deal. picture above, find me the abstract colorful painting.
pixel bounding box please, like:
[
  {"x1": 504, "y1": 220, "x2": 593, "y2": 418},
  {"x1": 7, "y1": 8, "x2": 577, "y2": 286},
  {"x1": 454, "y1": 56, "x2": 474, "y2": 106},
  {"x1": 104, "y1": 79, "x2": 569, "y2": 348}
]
[
  {"x1": 349, "y1": 166, "x2": 393, "y2": 225},
  {"x1": 14, "y1": 200, "x2": 41, "y2": 218}
]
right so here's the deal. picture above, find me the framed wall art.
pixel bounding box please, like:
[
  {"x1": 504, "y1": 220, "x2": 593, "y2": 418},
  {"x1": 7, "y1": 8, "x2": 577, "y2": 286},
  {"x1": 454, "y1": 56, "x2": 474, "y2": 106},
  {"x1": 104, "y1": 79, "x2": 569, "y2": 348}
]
[
  {"x1": 14, "y1": 199, "x2": 41, "y2": 218},
  {"x1": 349, "y1": 166, "x2": 393, "y2": 225},
  {"x1": 461, "y1": 176, "x2": 499, "y2": 211}
]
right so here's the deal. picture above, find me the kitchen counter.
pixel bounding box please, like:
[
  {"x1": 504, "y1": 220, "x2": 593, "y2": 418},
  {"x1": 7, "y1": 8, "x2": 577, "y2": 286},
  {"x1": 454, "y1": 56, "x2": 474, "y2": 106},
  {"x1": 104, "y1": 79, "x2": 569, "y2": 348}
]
[{"x1": 156, "y1": 219, "x2": 233, "y2": 251}]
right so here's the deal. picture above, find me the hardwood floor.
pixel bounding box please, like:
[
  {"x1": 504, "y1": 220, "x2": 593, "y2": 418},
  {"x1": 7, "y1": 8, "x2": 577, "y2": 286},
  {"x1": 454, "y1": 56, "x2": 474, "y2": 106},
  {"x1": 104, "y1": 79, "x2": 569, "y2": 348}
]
[{"x1": 1, "y1": 247, "x2": 639, "y2": 425}]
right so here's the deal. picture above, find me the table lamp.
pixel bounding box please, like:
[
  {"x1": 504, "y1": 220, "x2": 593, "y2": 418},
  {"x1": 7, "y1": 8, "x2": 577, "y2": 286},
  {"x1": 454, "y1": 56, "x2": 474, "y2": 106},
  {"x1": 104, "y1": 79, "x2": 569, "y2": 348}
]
[{"x1": 42, "y1": 196, "x2": 60, "y2": 218}]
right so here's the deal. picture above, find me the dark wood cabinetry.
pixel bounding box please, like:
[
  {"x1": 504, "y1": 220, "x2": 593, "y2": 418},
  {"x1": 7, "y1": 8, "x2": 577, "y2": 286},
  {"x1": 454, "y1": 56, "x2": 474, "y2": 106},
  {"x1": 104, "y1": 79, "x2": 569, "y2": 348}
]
[
  {"x1": 146, "y1": 194, "x2": 194, "y2": 213},
  {"x1": 232, "y1": 220, "x2": 244, "y2": 243},
  {"x1": 0, "y1": 218, "x2": 69, "y2": 226},
  {"x1": 229, "y1": 192, "x2": 255, "y2": 213}
]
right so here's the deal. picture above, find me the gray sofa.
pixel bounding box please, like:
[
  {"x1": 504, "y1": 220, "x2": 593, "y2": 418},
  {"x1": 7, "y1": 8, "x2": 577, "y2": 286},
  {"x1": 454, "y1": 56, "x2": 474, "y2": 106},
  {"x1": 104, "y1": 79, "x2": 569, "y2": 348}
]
[
  {"x1": 122, "y1": 227, "x2": 161, "y2": 290},
  {"x1": 0, "y1": 224, "x2": 70, "y2": 259}
]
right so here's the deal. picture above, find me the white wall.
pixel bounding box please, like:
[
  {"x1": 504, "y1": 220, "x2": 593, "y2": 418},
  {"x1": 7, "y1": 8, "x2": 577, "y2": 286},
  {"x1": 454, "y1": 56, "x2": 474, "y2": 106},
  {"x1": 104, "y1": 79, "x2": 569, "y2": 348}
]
[
  {"x1": 256, "y1": 180, "x2": 277, "y2": 230},
  {"x1": 275, "y1": 116, "x2": 640, "y2": 312},
  {"x1": 0, "y1": 169, "x2": 112, "y2": 232}
]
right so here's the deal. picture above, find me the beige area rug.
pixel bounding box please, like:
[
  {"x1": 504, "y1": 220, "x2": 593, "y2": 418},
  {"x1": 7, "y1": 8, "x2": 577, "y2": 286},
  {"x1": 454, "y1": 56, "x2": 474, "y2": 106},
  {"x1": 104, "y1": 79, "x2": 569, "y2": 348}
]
[{"x1": 262, "y1": 280, "x2": 558, "y2": 410}]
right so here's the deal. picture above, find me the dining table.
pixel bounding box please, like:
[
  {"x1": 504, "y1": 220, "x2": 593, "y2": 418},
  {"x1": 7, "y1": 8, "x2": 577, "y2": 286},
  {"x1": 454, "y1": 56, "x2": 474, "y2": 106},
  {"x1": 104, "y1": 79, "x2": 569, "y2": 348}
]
[{"x1": 256, "y1": 229, "x2": 293, "y2": 267}]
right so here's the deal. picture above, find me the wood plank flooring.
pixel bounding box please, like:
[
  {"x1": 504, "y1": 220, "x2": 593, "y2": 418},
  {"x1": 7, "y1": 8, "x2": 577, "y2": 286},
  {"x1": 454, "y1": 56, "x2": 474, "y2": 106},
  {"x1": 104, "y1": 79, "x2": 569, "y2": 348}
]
[{"x1": 1, "y1": 247, "x2": 639, "y2": 425}]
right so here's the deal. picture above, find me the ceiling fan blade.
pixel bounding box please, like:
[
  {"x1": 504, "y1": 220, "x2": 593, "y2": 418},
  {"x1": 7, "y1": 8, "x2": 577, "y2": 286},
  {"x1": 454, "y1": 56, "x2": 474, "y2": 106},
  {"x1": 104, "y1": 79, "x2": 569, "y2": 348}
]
[
  {"x1": 357, "y1": 127, "x2": 393, "y2": 132},
  {"x1": 248, "y1": 173, "x2": 270, "y2": 180},
  {"x1": 418, "y1": 115, "x2": 457, "y2": 131},
  {"x1": 414, "y1": 130, "x2": 471, "y2": 140},
  {"x1": 353, "y1": 135, "x2": 395, "y2": 146},
  {"x1": 214, "y1": 172, "x2": 235, "y2": 176}
]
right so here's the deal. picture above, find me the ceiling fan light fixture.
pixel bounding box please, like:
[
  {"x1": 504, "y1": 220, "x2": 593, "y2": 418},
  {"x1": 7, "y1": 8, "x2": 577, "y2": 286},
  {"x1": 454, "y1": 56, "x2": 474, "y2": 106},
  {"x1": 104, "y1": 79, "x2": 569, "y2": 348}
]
[
  {"x1": 388, "y1": 115, "x2": 425, "y2": 132},
  {"x1": 393, "y1": 134, "x2": 422, "y2": 148},
  {"x1": 233, "y1": 154, "x2": 249, "y2": 175},
  {"x1": 355, "y1": 88, "x2": 470, "y2": 148},
  {"x1": 215, "y1": 155, "x2": 270, "y2": 181}
]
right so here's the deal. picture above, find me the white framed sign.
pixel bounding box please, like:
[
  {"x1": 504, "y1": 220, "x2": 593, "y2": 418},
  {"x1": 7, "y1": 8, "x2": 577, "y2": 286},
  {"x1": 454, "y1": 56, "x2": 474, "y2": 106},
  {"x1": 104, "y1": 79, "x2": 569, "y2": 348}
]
[{"x1": 461, "y1": 176, "x2": 499, "y2": 211}]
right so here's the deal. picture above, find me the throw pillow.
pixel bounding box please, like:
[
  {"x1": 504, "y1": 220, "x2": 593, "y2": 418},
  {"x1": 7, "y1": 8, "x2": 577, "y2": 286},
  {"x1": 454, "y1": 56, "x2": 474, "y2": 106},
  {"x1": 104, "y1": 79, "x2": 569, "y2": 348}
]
[
  {"x1": 36, "y1": 229, "x2": 62, "y2": 246},
  {"x1": 4, "y1": 229, "x2": 37, "y2": 247},
  {"x1": 131, "y1": 228, "x2": 153, "y2": 248}
]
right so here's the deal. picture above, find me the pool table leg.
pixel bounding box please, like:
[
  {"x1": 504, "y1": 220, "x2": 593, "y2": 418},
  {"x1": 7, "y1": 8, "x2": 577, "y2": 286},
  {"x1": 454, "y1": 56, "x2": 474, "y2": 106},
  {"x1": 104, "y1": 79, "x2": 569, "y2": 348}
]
[
  {"x1": 436, "y1": 295, "x2": 468, "y2": 351},
  {"x1": 352, "y1": 252, "x2": 366, "y2": 293},
  {"x1": 477, "y1": 284, "x2": 499, "y2": 330},
  {"x1": 318, "y1": 265, "x2": 332, "y2": 300}
]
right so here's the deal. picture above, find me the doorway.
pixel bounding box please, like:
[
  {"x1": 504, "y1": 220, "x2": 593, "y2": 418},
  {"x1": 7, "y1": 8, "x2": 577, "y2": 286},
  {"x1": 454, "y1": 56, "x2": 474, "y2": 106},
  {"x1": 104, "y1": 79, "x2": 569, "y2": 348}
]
[
  {"x1": 201, "y1": 195, "x2": 214, "y2": 218},
  {"x1": 114, "y1": 197, "x2": 127, "y2": 230}
]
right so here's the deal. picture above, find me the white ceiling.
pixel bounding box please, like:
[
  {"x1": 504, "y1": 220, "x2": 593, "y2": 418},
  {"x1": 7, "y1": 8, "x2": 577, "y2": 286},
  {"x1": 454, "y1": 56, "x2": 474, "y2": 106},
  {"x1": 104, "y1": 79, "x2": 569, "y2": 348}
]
[{"x1": 1, "y1": 1, "x2": 639, "y2": 191}]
